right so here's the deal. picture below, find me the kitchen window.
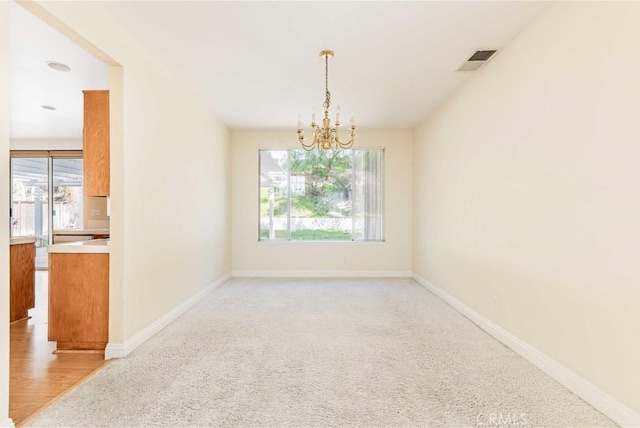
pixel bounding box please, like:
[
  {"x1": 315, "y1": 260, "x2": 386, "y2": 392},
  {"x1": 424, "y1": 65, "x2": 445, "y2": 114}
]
[{"x1": 259, "y1": 148, "x2": 384, "y2": 241}]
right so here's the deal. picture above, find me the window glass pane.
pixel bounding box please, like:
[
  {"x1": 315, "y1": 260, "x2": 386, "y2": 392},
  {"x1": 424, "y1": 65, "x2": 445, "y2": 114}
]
[
  {"x1": 11, "y1": 158, "x2": 48, "y2": 240},
  {"x1": 259, "y1": 150, "x2": 289, "y2": 240},
  {"x1": 353, "y1": 149, "x2": 384, "y2": 241},
  {"x1": 52, "y1": 158, "x2": 84, "y2": 230},
  {"x1": 289, "y1": 150, "x2": 352, "y2": 241}
]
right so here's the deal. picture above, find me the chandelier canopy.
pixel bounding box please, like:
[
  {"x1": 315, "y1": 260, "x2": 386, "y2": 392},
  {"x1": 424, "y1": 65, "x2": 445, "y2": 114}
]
[{"x1": 297, "y1": 50, "x2": 356, "y2": 151}]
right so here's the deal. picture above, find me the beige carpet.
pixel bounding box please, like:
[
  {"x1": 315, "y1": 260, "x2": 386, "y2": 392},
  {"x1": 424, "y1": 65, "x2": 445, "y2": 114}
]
[{"x1": 27, "y1": 277, "x2": 615, "y2": 427}]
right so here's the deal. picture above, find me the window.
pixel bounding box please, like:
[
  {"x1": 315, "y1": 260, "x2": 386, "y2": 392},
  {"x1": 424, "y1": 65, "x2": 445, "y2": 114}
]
[
  {"x1": 10, "y1": 151, "x2": 84, "y2": 269},
  {"x1": 259, "y1": 148, "x2": 384, "y2": 241}
]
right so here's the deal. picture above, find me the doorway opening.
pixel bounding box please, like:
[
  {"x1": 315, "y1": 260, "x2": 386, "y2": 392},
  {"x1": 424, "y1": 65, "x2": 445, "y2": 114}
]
[{"x1": 6, "y1": 0, "x2": 118, "y2": 423}]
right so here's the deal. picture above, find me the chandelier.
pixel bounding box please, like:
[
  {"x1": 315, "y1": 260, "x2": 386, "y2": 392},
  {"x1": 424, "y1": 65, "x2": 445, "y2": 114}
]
[{"x1": 297, "y1": 50, "x2": 356, "y2": 151}]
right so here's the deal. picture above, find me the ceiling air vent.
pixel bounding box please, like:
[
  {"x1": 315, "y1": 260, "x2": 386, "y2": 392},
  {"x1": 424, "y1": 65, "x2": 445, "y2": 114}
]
[{"x1": 457, "y1": 50, "x2": 497, "y2": 72}]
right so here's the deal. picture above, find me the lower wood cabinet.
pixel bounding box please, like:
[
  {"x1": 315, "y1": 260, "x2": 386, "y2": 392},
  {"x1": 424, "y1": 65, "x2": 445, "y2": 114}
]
[
  {"x1": 48, "y1": 253, "x2": 109, "y2": 351},
  {"x1": 10, "y1": 243, "x2": 35, "y2": 322}
]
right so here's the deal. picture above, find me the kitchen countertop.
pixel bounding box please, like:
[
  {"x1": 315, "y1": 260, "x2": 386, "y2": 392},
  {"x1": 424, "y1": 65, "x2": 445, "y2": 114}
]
[
  {"x1": 48, "y1": 239, "x2": 110, "y2": 254},
  {"x1": 10, "y1": 236, "x2": 37, "y2": 245},
  {"x1": 52, "y1": 229, "x2": 110, "y2": 235}
]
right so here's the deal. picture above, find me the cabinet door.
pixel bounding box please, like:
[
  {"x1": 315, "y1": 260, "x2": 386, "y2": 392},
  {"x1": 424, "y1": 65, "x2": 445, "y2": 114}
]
[
  {"x1": 9, "y1": 243, "x2": 35, "y2": 322},
  {"x1": 48, "y1": 253, "x2": 109, "y2": 349},
  {"x1": 83, "y1": 90, "x2": 110, "y2": 196}
]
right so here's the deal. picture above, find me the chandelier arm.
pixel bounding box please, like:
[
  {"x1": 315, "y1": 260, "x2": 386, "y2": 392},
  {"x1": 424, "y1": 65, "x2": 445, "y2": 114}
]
[
  {"x1": 299, "y1": 139, "x2": 314, "y2": 151},
  {"x1": 301, "y1": 140, "x2": 316, "y2": 151},
  {"x1": 298, "y1": 130, "x2": 315, "y2": 150},
  {"x1": 337, "y1": 127, "x2": 356, "y2": 149},
  {"x1": 338, "y1": 138, "x2": 354, "y2": 149},
  {"x1": 343, "y1": 127, "x2": 356, "y2": 149}
]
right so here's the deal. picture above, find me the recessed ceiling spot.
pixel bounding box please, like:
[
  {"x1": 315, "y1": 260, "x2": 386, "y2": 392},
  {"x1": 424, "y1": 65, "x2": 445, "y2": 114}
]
[
  {"x1": 41, "y1": 105, "x2": 57, "y2": 111},
  {"x1": 46, "y1": 61, "x2": 71, "y2": 72}
]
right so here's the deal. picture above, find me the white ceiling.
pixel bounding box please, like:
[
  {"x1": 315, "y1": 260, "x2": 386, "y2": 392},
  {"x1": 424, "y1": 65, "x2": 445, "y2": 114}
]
[
  {"x1": 10, "y1": 1, "x2": 549, "y2": 138},
  {"x1": 9, "y1": 2, "x2": 109, "y2": 141},
  {"x1": 98, "y1": 1, "x2": 549, "y2": 130}
]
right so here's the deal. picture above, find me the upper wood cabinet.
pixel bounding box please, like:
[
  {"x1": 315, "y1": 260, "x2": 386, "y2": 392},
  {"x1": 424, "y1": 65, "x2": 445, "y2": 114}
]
[{"x1": 83, "y1": 90, "x2": 110, "y2": 196}]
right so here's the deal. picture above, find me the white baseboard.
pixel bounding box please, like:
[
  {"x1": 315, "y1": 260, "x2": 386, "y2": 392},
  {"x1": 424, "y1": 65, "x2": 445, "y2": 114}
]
[
  {"x1": 232, "y1": 270, "x2": 412, "y2": 278},
  {"x1": 105, "y1": 272, "x2": 232, "y2": 359},
  {"x1": 0, "y1": 418, "x2": 14, "y2": 428},
  {"x1": 104, "y1": 343, "x2": 125, "y2": 360},
  {"x1": 412, "y1": 273, "x2": 640, "y2": 428}
]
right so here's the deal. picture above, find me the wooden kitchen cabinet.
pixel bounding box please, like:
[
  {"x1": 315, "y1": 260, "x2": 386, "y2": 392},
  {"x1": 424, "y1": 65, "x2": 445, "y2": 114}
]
[
  {"x1": 9, "y1": 241, "x2": 35, "y2": 322},
  {"x1": 48, "y1": 253, "x2": 109, "y2": 351},
  {"x1": 83, "y1": 90, "x2": 110, "y2": 196}
]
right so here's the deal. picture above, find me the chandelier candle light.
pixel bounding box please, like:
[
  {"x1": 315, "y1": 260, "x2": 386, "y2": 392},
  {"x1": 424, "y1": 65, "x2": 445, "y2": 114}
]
[{"x1": 297, "y1": 50, "x2": 357, "y2": 151}]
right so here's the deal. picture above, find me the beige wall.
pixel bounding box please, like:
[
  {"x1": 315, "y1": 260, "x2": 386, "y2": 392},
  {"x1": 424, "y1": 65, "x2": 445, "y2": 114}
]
[
  {"x1": 413, "y1": 1, "x2": 640, "y2": 415},
  {"x1": 25, "y1": 1, "x2": 232, "y2": 344},
  {"x1": 232, "y1": 130, "x2": 412, "y2": 275},
  {"x1": 0, "y1": 3, "x2": 10, "y2": 424},
  {"x1": 119, "y1": 60, "x2": 231, "y2": 339}
]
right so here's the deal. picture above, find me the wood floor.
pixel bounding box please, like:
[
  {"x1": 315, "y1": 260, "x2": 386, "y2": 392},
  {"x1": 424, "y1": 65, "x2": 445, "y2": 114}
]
[{"x1": 9, "y1": 271, "x2": 107, "y2": 426}]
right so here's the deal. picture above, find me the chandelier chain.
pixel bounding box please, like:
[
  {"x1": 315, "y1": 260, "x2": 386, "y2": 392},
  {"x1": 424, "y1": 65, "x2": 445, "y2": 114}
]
[{"x1": 323, "y1": 53, "x2": 331, "y2": 110}]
